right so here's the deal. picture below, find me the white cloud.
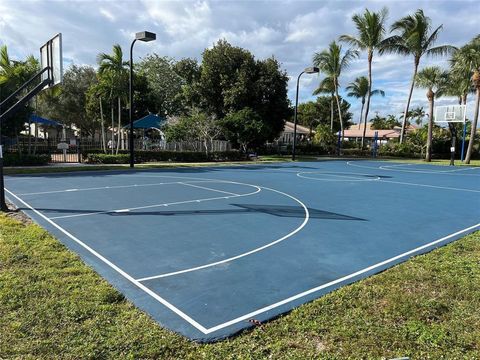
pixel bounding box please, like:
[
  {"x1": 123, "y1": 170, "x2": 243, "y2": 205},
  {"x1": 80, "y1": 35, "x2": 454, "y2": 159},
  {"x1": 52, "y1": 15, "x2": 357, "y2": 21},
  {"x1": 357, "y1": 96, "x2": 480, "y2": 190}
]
[
  {"x1": 99, "y1": 8, "x2": 115, "y2": 22},
  {"x1": 0, "y1": 0, "x2": 477, "y2": 123}
]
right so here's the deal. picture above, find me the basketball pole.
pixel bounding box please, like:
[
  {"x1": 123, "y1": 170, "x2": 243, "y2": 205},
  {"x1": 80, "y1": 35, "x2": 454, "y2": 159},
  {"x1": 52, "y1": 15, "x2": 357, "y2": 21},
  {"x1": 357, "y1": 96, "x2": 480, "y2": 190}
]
[
  {"x1": 460, "y1": 121, "x2": 467, "y2": 162},
  {"x1": 0, "y1": 88, "x2": 7, "y2": 212},
  {"x1": 0, "y1": 145, "x2": 7, "y2": 212}
]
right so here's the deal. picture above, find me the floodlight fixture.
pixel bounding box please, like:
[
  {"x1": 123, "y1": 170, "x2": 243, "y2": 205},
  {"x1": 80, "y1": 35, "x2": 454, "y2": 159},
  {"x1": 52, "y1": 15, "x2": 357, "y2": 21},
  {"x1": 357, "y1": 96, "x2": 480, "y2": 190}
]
[
  {"x1": 292, "y1": 66, "x2": 320, "y2": 161},
  {"x1": 129, "y1": 31, "x2": 156, "y2": 168},
  {"x1": 135, "y1": 31, "x2": 156, "y2": 42}
]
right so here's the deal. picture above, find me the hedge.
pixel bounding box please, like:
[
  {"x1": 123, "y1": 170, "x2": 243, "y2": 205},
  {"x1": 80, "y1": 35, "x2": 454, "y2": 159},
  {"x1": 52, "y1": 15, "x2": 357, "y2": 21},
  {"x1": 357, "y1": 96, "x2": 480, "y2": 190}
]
[
  {"x1": 3, "y1": 153, "x2": 51, "y2": 166},
  {"x1": 85, "y1": 150, "x2": 248, "y2": 164}
]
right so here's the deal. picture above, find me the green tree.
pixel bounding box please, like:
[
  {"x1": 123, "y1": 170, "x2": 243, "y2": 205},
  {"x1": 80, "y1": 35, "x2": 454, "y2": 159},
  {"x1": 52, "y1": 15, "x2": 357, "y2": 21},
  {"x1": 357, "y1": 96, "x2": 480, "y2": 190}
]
[
  {"x1": 313, "y1": 124, "x2": 337, "y2": 153},
  {"x1": 253, "y1": 57, "x2": 290, "y2": 141},
  {"x1": 340, "y1": 7, "x2": 388, "y2": 144},
  {"x1": 97, "y1": 44, "x2": 128, "y2": 154},
  {"x1": 382, "y1": 9, "x2": 455, "y2": 143},
  {"x1": 297, "y1": 96, "x2": 353, "y2": 136},
  {"x1": 345, "y1": 76, "x2": 385, "y2": 147},
  {"x1": 371, "y1": 114, "x2": 401, "y2": 130},
  {"x1": 415, "y1": 66, "x2": 448, "y2": 161},
  {"x1": 197, "y1": 40, "x2": 256, "y2": 118},
  {"x1": 42, "y1": 65, "x2": 97, "y2": 136},
  {"x1": 0, "y1": 45, "x2": 39, "y2": 139},
  {"x1": 313, "y1": 41, "x2": 358, "y2": 140},
  {"x1": 220, "y1": 108, "x2": 267, "y2": 152},
  {"x1": 296, "y1": 101, "x2": 319, "y2": 136},
  {"x1": 137, "y1": 54, "x2": 184, "y2": 116},
  {"x1": 184, "y1": 40, "x2": 290, "y2": 142},
  {"x1": 451, "y1": 35, "x2": 480, "y2": 163},
  {"x1": 407, "y1": 106, "x2": 427, "y2": 125},
  {"x1": 313, "y1": 76, "x2": 335, "y2": 130}
]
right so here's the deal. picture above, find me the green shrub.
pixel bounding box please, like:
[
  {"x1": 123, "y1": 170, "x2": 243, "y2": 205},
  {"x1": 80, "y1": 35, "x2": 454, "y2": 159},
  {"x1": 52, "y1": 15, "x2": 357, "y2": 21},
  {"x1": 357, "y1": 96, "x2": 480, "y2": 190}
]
[
  {"x1": 84, "y1": 153, "x2": 130, "y2": 164},
  {"x1": 3, "y1": 153, "x2": 51, "y2": 166},
  {"x1": 378, "y1": 142, "x2": 422, "y2": 158},
  {"x1": 85, "y1": 151, "x2": 247, "y2": 164}
]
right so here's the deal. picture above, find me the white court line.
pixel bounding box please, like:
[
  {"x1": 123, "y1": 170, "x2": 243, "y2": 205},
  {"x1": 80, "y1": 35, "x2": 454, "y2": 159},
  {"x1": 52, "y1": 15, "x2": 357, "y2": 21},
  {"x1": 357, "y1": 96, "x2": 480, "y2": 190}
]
[
  {"x1": 179, "y1": 182, "x2": 239, "y2": 196},
  {"x1": 378, "y1": 179, "x2": 480, "y2": 193},
  {"x1": 4, "y1": 188, "x2": 210, "y2": 334},
  {"x1": 136, "y1": 186, "x2": 310, "y2": 282},
  {"x1": 347, "y1": 161, "x2": 480, "y2": 176},
  {"x1": 297, "y1": 171, "x2": 380, "y2": 182},
  {"x1": 203, "y1": 222, "x2": 480, "y2": 334},
  {"x1": 380, "y1": 163, "x2": 416, "y2": 168},
  {"x1": 16, "y1": 180, "x2": 218, "y2": 196},
  {"x1": 49, "y1": 185, "x2": 261, "y2": 220},
  {"x1": 379, "y1": 165, "x2": 479, "y2": 173}
]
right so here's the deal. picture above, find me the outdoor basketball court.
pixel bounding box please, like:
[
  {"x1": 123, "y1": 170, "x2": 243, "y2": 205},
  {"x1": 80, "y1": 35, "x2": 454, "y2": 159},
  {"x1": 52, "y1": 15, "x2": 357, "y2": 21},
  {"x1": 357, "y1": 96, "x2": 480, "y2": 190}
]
[{"x1": 4, "y1": 160, "x2": 480, "y2": 341}]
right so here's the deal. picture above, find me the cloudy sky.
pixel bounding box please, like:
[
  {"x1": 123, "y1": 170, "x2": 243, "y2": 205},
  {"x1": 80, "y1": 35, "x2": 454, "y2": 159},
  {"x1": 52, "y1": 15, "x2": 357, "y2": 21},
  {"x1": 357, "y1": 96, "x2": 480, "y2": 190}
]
[{"x1": 1, "y1": 0, "x2": 478, "y2": 123}]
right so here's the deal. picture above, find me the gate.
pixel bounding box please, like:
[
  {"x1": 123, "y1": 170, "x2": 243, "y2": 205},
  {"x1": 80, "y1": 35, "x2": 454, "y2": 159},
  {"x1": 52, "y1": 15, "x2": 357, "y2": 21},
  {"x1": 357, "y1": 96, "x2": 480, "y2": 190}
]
[{"x1": 50, "y1": 142, "x2": 81, "y2": 163}]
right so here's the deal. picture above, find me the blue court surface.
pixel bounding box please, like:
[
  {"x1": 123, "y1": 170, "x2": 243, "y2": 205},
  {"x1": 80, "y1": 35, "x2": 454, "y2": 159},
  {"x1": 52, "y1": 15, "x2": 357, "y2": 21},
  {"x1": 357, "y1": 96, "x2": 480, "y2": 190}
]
[{"x1": 4, "y1": 160, "x2": 480, "y2": 342}]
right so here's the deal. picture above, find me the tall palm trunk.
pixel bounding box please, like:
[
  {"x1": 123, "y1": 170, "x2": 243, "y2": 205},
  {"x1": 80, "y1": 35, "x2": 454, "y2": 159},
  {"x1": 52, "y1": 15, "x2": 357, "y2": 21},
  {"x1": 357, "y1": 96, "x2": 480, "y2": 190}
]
[
  {"x1": 465, "y1": 84, "x2": 480, "y2": 163},
  {"x1": 362, "y1": 51, "x2": 373, "y2": 148},
  {"x1": 111, "y1": 99, "x2": 114, "y2": 155},
  {"x1": 400, "y1": 59, "x2": 420, "y2": 143},
  {"x1": 99, "y1": 96, "x2": 106, "y2": 153},
  {"x1": 116, "y1": 97, "x2": 121, "y2": 154},
  {"x1": 330, "y1": 93, "x2": 334, "y2": 131},
  {"x1": 357, "y1": 98, "x2": 365, "y2": 131},
  {"x1": 360, "y1": 98, "x2": 368, "y2": 147},
  {"x1": 334, "y1": 83, "x2": 344, "y2": 141},
  {"x1": 425, "y1": 88, "x2": 434, "y2": 162}
]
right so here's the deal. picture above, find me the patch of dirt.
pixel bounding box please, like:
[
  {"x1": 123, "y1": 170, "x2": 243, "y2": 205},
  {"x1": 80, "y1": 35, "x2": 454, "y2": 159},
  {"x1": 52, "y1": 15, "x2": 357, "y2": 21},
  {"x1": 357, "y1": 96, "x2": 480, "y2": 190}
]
[{"x1": 4, "y1": 201, "x2": 33, "y2": 225}]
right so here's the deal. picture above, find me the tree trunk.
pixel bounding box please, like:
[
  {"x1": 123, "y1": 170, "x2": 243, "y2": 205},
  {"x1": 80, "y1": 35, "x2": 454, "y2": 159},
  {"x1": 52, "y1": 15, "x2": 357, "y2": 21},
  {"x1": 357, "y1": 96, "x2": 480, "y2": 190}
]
[
  {"x1": 362, "y1": 51, "x2": 373, "y2": 149},
  {"x1": 400, "y1": 59, "x2": 419, "y2": 144},
  {"x1": 330, "y1": 94, "x2": 334, "y2": 131},
  {"x1": 334, "y1": 81, "x2": 344, "y2": 141},
  {"x1": 111, "y1": 100, "x2": 114, "y2": 155},
  {"x1": 360, "y1": 99, "x2": 367, "y2": 148},
  {"x1": 99, "y1": 97, "x2": 106, "y2": 153},
  {"x1": 425, "y1": 91, "x2": 434, "y2": 162},
  {"x1": 465, "y1": 87, "x2": 479, "y2": 164},
  {"x1": 116, "y1": 97, "x2": 121, "y2": 154}
]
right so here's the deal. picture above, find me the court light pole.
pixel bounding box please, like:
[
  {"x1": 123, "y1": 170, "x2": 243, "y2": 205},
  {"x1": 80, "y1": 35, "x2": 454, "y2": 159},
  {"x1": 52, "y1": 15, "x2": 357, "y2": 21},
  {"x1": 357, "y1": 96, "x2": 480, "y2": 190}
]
[
  {"x1": 292, "y1": 66, "x2": 319, "y2": 161},
  {"x1": 129, "y1": 31, "x2": 156, "y2": 168}
]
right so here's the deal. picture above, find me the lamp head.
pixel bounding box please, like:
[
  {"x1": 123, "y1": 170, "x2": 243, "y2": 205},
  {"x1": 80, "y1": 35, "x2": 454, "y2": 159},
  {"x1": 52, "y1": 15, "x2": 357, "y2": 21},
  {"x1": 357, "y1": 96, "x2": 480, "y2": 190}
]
[
  {"x1": 304, "y1": 66, "x2": 320, "y2": 74},
  {"x1": 135, "y1": 31, "x2": 156, "y2": 42}
]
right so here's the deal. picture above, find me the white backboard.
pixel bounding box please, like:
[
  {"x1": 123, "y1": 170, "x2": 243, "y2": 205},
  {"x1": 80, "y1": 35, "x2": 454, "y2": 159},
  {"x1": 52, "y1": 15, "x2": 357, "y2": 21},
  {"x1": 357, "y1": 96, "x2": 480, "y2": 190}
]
[
  {"x1": 40, "y1": 33, "x2": 63, "y2": 88},
  {"x1": 434, "y1": 105, "x2": 466, "y2": 123}
]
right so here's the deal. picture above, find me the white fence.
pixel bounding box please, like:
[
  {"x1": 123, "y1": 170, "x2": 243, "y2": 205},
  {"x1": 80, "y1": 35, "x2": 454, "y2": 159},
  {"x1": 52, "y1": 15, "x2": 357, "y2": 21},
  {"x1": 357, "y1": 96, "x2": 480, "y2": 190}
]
[{"x1": 139, "y1": 140, "x2": 231, "y2": 152}]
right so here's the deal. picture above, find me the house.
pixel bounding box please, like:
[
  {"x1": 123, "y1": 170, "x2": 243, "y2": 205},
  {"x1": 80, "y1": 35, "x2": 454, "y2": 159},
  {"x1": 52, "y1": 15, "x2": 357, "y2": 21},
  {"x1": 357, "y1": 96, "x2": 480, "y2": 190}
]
[
  {"x1": 341, "y1": 123, "x2": 418, "y2": 143},
  {"x1": 277, "y1": 121, "x2": 312, "y2": 144}
]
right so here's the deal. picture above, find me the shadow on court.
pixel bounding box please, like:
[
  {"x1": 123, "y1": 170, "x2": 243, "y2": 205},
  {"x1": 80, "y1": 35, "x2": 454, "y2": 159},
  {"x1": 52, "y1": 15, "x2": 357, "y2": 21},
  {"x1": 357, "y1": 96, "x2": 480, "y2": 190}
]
[{"x1": 23, "y1": 204, "x2": 365, "y2": 221}]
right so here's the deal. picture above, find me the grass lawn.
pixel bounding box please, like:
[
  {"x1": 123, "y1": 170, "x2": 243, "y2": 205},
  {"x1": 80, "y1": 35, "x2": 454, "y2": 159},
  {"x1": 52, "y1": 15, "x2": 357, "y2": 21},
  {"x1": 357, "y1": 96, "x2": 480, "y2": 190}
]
[{"x1": 1, "y1": 213, "x2": 479, "y2": 359}]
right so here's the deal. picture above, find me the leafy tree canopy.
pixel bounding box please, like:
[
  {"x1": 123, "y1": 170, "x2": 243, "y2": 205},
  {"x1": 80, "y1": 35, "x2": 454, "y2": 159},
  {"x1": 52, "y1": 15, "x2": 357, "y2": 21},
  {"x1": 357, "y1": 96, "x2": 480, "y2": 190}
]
[
  {"x1": 137, "y1": 54, "x2": 184, "y2": 116},
  {"x1": 219, "y1": 108, "x2": 268, "y2": 152},
  {"x1": 296, "y1": 96, "x2": 353, "y2": 133}
]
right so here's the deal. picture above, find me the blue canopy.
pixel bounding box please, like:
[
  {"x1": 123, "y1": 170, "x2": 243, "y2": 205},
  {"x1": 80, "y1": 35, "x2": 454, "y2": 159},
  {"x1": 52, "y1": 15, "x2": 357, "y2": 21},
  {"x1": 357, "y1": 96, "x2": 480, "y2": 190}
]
[
  {"x1": 126, "y1": 114, "x2": 166, "y2": 130},
  {"x1": 29, "y1": 114, "x2": 63, "y2": 127}
]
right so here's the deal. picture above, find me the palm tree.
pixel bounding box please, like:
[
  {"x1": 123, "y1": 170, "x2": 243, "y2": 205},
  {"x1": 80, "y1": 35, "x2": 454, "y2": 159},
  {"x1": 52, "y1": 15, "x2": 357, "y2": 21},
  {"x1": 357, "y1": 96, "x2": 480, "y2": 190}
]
[
  {"x1": 340, "y1": 7, "x2": 388, "y2": 146},
  {"x1": 415, "y1": 66, "x2": 447, "y2": 162},
  {"x1": 346, "y1": 76, "x2": 385, "y2": 147},
  {"x1": 407, "y1": 107, "x2": 427, "y2": 125},
  {"x1": 0, "y1": 45, "x2": 15, "y2": 86},
  {"x1": 313, "y1": 41, "x2": 358, "y2": 140},
  {"x1": 313, "y1": 76, "x2": 336, "y2": 130},
  {"x1": 97, "y1": 44, "x2": 128, "y2": 154},
  {"x1": 381, "y1": 9, "x2": 455, "y2": 143},
  {"x1": 450, "y1": 35, "x2": 480, "y2": 163}
]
